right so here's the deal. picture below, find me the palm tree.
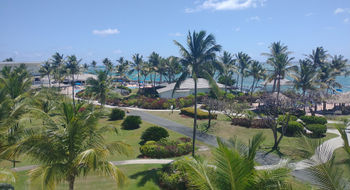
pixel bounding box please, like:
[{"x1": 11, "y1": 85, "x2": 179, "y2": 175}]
[
  {"x1": 179, "y1": 133, "x2": 291, "y2": 190},
  {"x1": 140, "y1": 61, "x2": 152, "y2": 86},
  {"x1": 173, "y1": 30, "x2": 221, "y2": 156},
  {"x1": 290, "y1": 59, "x2": 318, "y2": 111},
  {"x1": 90, "y1": 60, "x2": 97, "y2": 69},
  {"x1": 262, "y1": 42, "x2": 292, "y2": 92},
  {"x1": 51, "y1": 52, "x2": 65, "y2": 87},
  {"x1": 65, "y1": 55, "x2": 81, "y2": 106},
  {"x1": 247, "y1": 60, "x2": 265, "y2": 94},
  {"x1": 116, "y1": 57, "x2": 130, "y2": 85},
  {"x1": 218, "y1": 51, "x2": 235, "y2": 93},
  {"x1": 164, "y1": 56, "x2": 182, "y2": 83},
  {"x1": 149, "y1": 52, "x2": 161, "y2": 90},
  {"x1": 236, "y1": 52, "x2": 252, "y2": 92},
  {"x1": 86, "y1": 70, "x2": 111, "y2": 106},
  {"x1": 39, "y1": 61, "x2": 53, "y2": 87},
  {"x1": 82, "y1": 63, "x2": 89, "y2": 73},
  {"x1": 129, "y1": 54, "x2": 143, "y2": 90},
  {"x1": 3, "y1": 101, "x2": 130, "y2": 190},
  {"x1": 330, "y1": 55, "x2": 348, "y2": 76},
  {"x1": 102, "y1": 58, "x2": 113, "y2": 75}
]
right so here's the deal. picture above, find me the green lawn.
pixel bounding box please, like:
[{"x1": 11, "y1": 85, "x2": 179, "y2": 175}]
[
  {"x1": 334, "y1": 148, "x2": 350, "y2": 180},
  {"x1": 13, "y1": 164, "x2": 163, "y2": 190},
  {"x1": 146, "y1": 111, "x2": 338, "y2": 161}
]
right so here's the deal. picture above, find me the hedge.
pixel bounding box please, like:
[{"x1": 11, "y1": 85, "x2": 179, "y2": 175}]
[
  {"x1": 140, "y1": 126, "x2": 169, "y2": 145},
  {"x1": 285, "y1": 121, "x2": 304, "y2": 136},
  {"x1": 277, "y1": 115, "x2": 297, "y2": 124},
  {"x1": 180, "y1": 107, "x2": 217, "y2": 119},
  {"x1": 300, "y1": 116, "x2": 327, "y2": 125},
  {"x1": 305, "y1": 124, "x2": 327, "y2": 137},
  {"x1": 121, "y1": 115, "x2": 142, "y2": 130},
  {"x1": 109, "y1": 108, "x2": 125, "y2": 120},
  {"x1": 231, "y1": 118, "x2": 270, "y2": 128},
  {"x1": 140, "y1": 138, "x2": 192, "y2": 158}
]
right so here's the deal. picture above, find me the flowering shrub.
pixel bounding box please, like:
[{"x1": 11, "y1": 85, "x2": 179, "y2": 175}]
[
  {"x1": 180, "y1": 107, "x2": 217, "y2": 119},
  {"x1": 140, "y1": 138, "x2": 192, "y2": 158}
]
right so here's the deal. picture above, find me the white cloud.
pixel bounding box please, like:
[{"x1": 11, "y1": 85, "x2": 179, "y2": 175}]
[
  {"x1": 247, "y1": 16, "x2": 260, "y2": 21},
  {"x1": 305, "y1": 12, "x2": 313, "y2": 17},
  {"x1": 234, "y1": 27, "x2": 241, "y2": 32},
  {"x1": 113, "y1": 49, "x2": 122, "y2": 54},
  {"x1": 345, "y1": 18, "x2": 349, "y2": 23},
  {"x1": 185, "y1": 0, "x2": 265, "y2": 13},
  {"x1": 169, "y1": 32, "x2": 184, "y2": 37},
  {"x1": 257, "y1": 42, "x2": 265, "y2": 46},
  {"x1": 92, "y1": 28, "x2": 120, "y2": 36},
  {"x1": 334, "y1": 8, "x2": 345, "y2": 14}
]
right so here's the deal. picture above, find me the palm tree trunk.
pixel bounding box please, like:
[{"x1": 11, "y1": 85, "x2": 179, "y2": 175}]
[
  {"x1": 192, "y1": 79, "x2": 198, "y2": 157},
  {"x1": 69, "y1": 176, "x2": 75, "y2": 190},
  {"x1": 236, "y1": 74, "x2": 239, "y2": 89},
  {"x1": 72, "y1": 74, "x2": 75, "y2": 107},
  {"x1": 240, "y1": 74, "x2": 244, "y2": 92},
  {"x1": 48, "y1": 74, "x2": 51, "y2": 87},
  {"x1": 276, "y1": 77, "x2": 281, "y2": 103},
  {"x1": 303, "y1": 90, "x2": 306, "y2": 112},
  {"x1": 137, "y1": 70, "x2": 140, "y2": 90},
  {"x1": 272, "y1": 78, "x2": 277, "y2": 92}
]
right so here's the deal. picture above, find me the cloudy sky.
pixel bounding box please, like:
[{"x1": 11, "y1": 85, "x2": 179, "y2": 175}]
[{"x1": 0, "y1": 0, "x2": 349, "y2": 63}]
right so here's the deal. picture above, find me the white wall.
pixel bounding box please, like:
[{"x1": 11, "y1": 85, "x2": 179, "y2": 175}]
[{"x1": 159, "y1": 88, "x2": 213, "y2": 99}]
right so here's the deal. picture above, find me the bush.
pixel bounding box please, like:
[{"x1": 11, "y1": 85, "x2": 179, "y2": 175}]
[
  {"x1": 305, "y1": 124, "x2": 327, "y2": 137},
  {"x1": 290, "y1": 109, "x2": 306, "y2": 118},
  {"x1": 158, "y1": 161, "x2": 187, "y2": 190},
  {"x1": 231, "y1": 118, "x2": 269, "y2": 128},
  {"x1": 300, "y1": 116, "x2": 327, "y2": 125},
  {"x1": 285, "y1": 121, "x2": 304, "y2": 136},
  {"x1": 180, "y1": 107, "x2": 217, "y2": 119},
  {"x1": 121, "y1": 115, "x2": 142, "y2": 130},
  {"x1": 277, "y1": 115, "x2": 297, "y2": 124},
  {"x1": 140, "y1": 126, "x2": 169, "y2": 145},
  {"x1": 140, "y1": 138, "x2": 192, "y2": 158},
  {"x1": 109, "y1": 108, "x2": 125, "y2": 120}
]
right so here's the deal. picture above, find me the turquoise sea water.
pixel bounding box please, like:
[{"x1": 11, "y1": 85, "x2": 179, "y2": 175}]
[{"x1": 89, "y1": 66, "x2": 350, "y2": 92}]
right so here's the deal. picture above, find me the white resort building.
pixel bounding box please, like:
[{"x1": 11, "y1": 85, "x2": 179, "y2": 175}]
[{"x1": 157, "y1": 78, "x2": 225, "y2": 99}]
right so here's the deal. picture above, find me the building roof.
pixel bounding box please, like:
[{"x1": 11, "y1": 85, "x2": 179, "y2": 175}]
[
  {"x1": 327, "y1": 92, "x2": 350, "y2": 104},
  {"x1": 157, "y1": 78, "x2": 225, "y2": 94}
]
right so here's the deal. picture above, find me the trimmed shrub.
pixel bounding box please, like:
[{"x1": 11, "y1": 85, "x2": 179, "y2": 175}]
[
  {"x1": 180, "y1": 107, "x2": 217, "y2": 119},
  {"x1": 158, "y1": 161, "x2": 187, "y2": 190},
  {"x1": 277, "y1": 115, "x2": 297, "y2": 124},
  {"x1": 121, "y1": 115, "x2": 142, "y2": 130},
  {"x1": 290, "y1": 109, "x2": 306, "y2": 118},
  {"x1": 231, "y1": 118, "x2": 269, "y2": 128},
  {"x1": 140, "y1": 126, "x2": 169, "y2": 145},
  {"x1": 140, "y1": 138, "x2": 192, "y2": 158},
  {"x1": 300, "y1": 116, "x2": 327, "y2": 125},
  {"x1": 305, "y1": 124, "x2": 327, "y2": 137},
  {"x1": 285, "y1": 121, "x2": 304, "y2": 136},
  {"x1": 109, "y1": 108, "x2": 125, "y2": 120}
]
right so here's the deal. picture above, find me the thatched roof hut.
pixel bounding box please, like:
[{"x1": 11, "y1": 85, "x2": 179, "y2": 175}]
[{"x1": 327, "y1": 92, "x2": 350, "y2": 104}]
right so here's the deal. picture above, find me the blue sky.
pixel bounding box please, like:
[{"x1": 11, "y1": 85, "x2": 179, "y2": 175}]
[{"x1": 1, "y1": 0, "x2": 349, "y2": 64}]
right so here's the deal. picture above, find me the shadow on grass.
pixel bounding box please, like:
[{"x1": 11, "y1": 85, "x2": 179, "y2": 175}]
[{"x1": 129, "y1": 167, "x2": 161, "y2": 187}]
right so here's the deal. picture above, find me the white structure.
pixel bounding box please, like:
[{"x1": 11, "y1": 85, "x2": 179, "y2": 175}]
[
  {"x1": 0, "y1": 61, "x2": 42, "y2": 75},
  {"x1": 157, "y1": 78, "x2": 225, "y2": 99}
]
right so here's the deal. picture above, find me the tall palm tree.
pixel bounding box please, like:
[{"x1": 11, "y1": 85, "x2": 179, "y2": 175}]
[
  {"x1": 164, "y1": 56, "x2": 182, "y2": 83},
  {"x1": 51, "y1": 52, "x2": 65, "y2": 87},
  {"x1": 173, "y1": 30, "x2": 221, "y2": 156},
  {"x1": 129, "y1": 54, "x2": 143, "y2": 90},
  {"x1": 102, "y1": 58, "x2": 113, "y2": 75},
  {"x1": 273, "y1": 53, "x2": 296, "y2": 102},
  {"x1": 330, "y1": 54, "x2": 349, "y2": 78},
  {"x1": 262, "y1": 42, "x2": 292, "y2": 92},
  {"x1": 90, "y1": 60, "x2": 97, "y2": 69},
  {"x1": 2, "y1": 101, "x2": 130, "y2": 190},
  {"x1": 116, "y1": 57, "x2": 130, "y2": 85},
  {"x1": 39, "y1": 61, "x2": 53, "y2": 87},
  {"x1": 140, "y1": 61, "x2": 152, "y2": 86},
  {"x1": 247, "y1": 60, "x2": 265, "y2": 94},
  {"x1": 218, "y1": 51, "x2": 235, "y2": 93},
  {"x1": 179, "y1": 133, "x2": 292, "y2": 190},
  {"x1": 290, "y1": 59, "x2": 318, "y2": 111},
  {"x1": 236, "y1": 52, "x2": 252, "y2": 92},
  {"x1": 86, "y1": 70, "x2": 111, "y2": 106},
  {"x1": 148, "y1": 52, "x2": 161, "y2": 90},
  {"x1": 65, "y1": 55, "x2": 81, "y2": 106}
]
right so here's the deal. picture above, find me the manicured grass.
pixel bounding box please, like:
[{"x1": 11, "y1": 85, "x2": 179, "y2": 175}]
[
  {"x1": 333, "y1": 148, "x2": 350, "y2": 180},
  {"x1": 146, "y1": 111, "x2": 338, "y2": 161},
  {"x1": 324, "y1": 115, "x2": 350, "y2": 122},
  {"x1": 13, "y1": 164, "x2": 163, "y2": 190}
]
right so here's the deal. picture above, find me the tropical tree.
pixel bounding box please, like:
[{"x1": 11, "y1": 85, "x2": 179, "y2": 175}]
[
  {"x1": 116, "y1": 57, "x2": 129, "y2": 82},
  {"x1": 330, "y1": 55, "x2": 349, "y2": 76},
  {"x1": 102, "y1": 58, "x2": 113, "y2": 75},
  {"x1": 2, "y1": 58, "x2": 13, "y2": 62},
  {"x1": 173, "y1": 30, "x2": 221, "y2": 156},
  {"x1": 65, "y1": 55, "x2": 81, "y2": 106},
  {"x1": 148, "y1": 52, "x2": 161, "y2": 89},
  {"x1": 247, "y1": 60, "x2": 265, "y2": 94},
  {"x1": 0, "y1": 64, "x2": 32, "y2": 99},
  {"x1": 51, "y1": 52, "x2": 65, "y2": 87},
  {"x1": 290, "y1": 59, "x2": 318, "y2": 111},
  {"x1": 218, "y1": 51, "x2": 235, "y2": 93},
  {"x1": 140, "y1": 61, "x2": 152, "y2": 86},
  {"x1": 2, "y1": 101, "x2": 130, "y2": 190},
  {"x1": 236, "y1": 52, "x2": 252, "y2": 92},
  {"x1": 39, "y1": 61, "x2": 53, "y2": 87},
  {"x1": 129, "y1": 54, "x2": 143, "y2": 90},
  {"x1": 90, "y1": 60, "x2": 97, "y2": 69},
  {"x1": 262, "y1": 42, "x2": 292, "y2": 92},
  {"x1": 163, "y1": 56, "x2": 182, "y2": 83},
  {"x1": 179, "y1": 133, "x2": 292, "y2": 190},
  {"x1": 86, "y1": 70, "x2": 111, "y2": 106},
  {"x1": 82, "y1": 63, "x2": 89, "y2": 73}
]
